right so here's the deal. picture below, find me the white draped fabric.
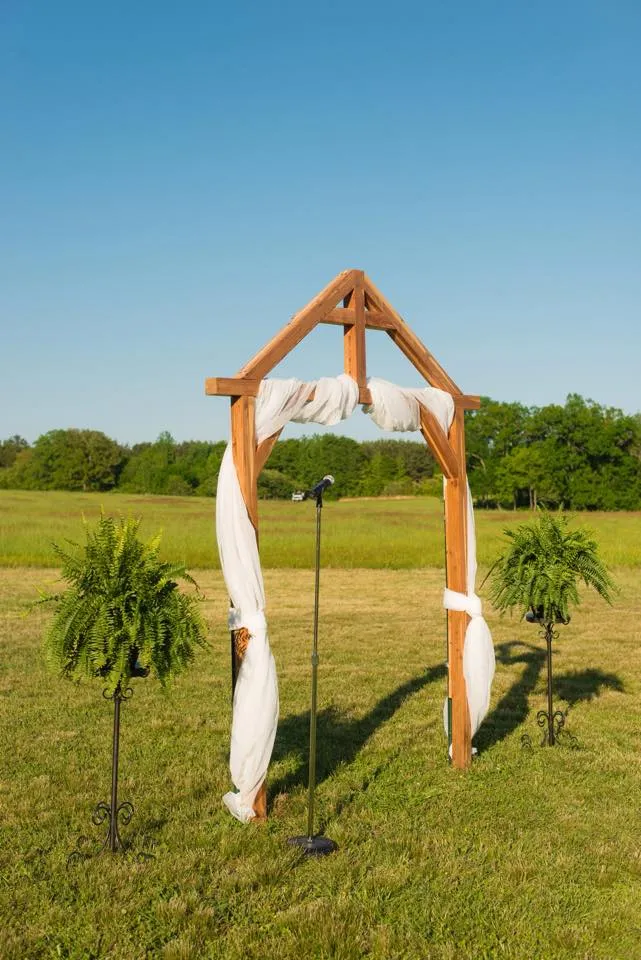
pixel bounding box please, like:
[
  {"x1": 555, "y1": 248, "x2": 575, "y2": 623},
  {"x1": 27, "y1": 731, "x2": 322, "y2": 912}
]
[
  {"x1": 216, "y1": 376, "x2": 359, "y2": 821},
  {"x1": 216, "y1": 373, "x2": 494, "y2": 821},
  {"x1": 443, "y1": 480, "x2": 496, "y2": 741},
  {"x1": 365, "y1": 377, "x2": 454, "y2": 434}
]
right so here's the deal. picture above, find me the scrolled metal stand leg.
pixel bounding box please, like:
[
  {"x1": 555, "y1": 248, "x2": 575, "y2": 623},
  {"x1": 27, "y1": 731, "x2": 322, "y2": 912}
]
[
  {"x1": 535, "y1": 623, "x2": 559, "y2": 747},
  {"x1": 288, "y1": 494, "x2": 337, "y2": 857},
  {"x1": 523, "y1": 621, "x2": 578, "y2": 751},
  {"x1": 68, "y1": 686, "x2": 143, "y2": 864}
]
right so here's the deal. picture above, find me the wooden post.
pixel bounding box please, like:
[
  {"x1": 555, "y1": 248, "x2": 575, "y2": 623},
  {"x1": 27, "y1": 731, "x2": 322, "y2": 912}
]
[
  {"x1": 229, "y1": 394, "x2": 267, "y2": 819},
  {"x1": 343, "y1": 270, "x2": 366, "y2": 391},
  {"x1": 230, "y1": 396, "x2": 258, "y2": 531},
  {"x1": 443, "y1": 408, "x2": 472, "y2": 769}
]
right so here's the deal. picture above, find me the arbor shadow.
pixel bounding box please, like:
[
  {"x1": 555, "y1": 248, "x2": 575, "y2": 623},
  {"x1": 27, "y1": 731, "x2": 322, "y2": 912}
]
[
  {"x1": 474, "y1": 640, "x2": 546, "y2": 752},
  {"x1": 554, "y1": 668, "x2": 624, "y2": 708},
  {"x1": 270, "y1": 663, "x2": 446, "y2": 802}
]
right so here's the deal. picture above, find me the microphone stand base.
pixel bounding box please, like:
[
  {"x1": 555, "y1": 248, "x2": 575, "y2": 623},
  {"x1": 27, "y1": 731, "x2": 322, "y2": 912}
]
[{"x1": 287, "y1": 835, "x2": 337, "y2": 856}]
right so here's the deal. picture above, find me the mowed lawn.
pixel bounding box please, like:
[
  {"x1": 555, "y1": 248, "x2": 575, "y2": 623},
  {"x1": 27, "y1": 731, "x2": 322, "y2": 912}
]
[
  {"x1": 2, "y1": 489, "x2": 641, "y2": 568},
  {"x1": 1, "y1": 550, "x2": 641, "y2": 958}
]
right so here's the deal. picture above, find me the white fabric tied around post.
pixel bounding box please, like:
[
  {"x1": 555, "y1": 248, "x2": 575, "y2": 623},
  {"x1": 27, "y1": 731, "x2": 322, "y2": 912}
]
[
  {"x1": 442, "y1": 480, "x2": 496, "y2": 743},
  {"x1": 217, "y1": 375, "x2": 359, "y2": 822}
]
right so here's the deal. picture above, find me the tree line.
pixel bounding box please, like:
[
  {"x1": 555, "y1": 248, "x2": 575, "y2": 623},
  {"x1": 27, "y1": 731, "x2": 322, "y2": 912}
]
[{"x1": 1, "y1": 394, "x2": 640, "y2": 509}]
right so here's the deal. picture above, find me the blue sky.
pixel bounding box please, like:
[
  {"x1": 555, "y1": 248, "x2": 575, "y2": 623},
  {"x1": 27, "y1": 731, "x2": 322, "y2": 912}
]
[{"x1": 1, "y1": 1, "x2": 640, "y2": 446}]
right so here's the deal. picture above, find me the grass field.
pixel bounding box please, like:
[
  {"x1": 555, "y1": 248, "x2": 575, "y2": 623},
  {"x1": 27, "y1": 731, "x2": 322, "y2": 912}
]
[
  {"x1": 2, "y1": 489, "x2": 641, "y2": 568},
  {"x1": 2, "y1": 556, "x2": 641, "y2": 958},
  {"x1": 1, "y1": 491, "x2": 640, "y2": 958}
]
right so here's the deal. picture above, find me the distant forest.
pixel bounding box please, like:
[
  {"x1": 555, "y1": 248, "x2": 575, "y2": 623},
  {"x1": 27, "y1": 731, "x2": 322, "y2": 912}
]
[{"x1": 2, "y1": 394, "x2": 640, "y2": 510}]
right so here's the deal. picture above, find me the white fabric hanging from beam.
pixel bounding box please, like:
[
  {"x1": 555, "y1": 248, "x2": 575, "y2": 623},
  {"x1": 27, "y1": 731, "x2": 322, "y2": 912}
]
[{"x1": 216, "y1": 375, "x2": 359, "y2": 822}]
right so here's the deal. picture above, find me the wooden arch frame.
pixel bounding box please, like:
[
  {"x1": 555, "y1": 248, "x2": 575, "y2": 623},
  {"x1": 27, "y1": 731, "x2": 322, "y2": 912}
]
[{"x1": 206, "y1": 269, "x2": 480, "y2": 817}]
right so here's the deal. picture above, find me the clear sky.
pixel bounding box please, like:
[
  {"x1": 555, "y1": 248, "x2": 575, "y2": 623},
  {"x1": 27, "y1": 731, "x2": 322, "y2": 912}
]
[{"x1": 1, "y1": 1, "x2": 640, "y2": 446}]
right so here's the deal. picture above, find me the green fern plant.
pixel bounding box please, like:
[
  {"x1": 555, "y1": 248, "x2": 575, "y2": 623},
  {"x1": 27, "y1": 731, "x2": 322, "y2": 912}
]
[
  {"x1": 487, "y1": 512, "x2": 615, "y2": 624},
  {"x1": 42, "y1": 514, "x2": 207, "y2": 694}
]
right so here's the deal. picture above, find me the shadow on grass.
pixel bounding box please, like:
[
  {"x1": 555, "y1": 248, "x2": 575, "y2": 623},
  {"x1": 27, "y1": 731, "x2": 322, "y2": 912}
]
[
  {"x1": 553, "y1": 668, "x2": 624, "y2": 707},
  {"x1": 475, "y1": 640, "x2": 546, "y2": 752},
  {"x1": 270, "y1": 663, "x2": 446, "y2": 803},
  {"x1": 476, "y1": 643, "x2": 626, "y2": 753}
]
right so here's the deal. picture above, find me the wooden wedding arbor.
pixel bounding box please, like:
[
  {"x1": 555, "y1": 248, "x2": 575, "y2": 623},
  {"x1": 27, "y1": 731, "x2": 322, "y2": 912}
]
[{"x1": 206, "y1": 269, "x2": 480, "y2": 817}]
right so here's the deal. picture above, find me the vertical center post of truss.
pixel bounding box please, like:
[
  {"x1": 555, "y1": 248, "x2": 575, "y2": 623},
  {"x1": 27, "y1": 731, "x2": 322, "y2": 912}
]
[{"x1": 343, "y1": 270, "x2": 367, "y2": 391}]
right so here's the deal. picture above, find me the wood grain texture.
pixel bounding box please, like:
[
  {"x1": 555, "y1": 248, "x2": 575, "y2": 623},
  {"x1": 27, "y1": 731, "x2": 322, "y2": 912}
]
[
  {"x1": 419, "y1": 409, "x2": 459, "y2": 479},
  {"x1": 343, "y1": 271, "x2": 367, "y2": 390},
  {"x1": 454, "y1": 395, "x2": 481, "y2": 410},
  {"x1": 321, "y1": 307, "x2": 395, "y2": 330},
  {"x1": 252, "y1": 782, "x2": 267, "y2": 821},
  {"x1": 230, "y1": 396, "x2": 258, "y2": 531},
  {"x1": 443, "y1": 407, "x2": 471, "y2": 770},
  {"x1": 255, "y1": 428, "x2": 284, "y2": 475},
  {"x1": 205, "y1": 377, "x2": 261, "y2": 397}
]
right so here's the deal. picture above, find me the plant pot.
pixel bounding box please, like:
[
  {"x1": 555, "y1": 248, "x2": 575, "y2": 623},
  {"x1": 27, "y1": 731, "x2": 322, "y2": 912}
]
[
  {"x1": 129, "y1": 650, "x2": 150, "y2": 678},
  {"x1": 525, "y1": 607, "x2": 571, "y2": 626}
]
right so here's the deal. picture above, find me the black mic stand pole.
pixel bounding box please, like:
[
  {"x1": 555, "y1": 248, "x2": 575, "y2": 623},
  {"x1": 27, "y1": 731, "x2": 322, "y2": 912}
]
[{"x1": 288, "y1": 487, "x2": 337, "y2": 856}]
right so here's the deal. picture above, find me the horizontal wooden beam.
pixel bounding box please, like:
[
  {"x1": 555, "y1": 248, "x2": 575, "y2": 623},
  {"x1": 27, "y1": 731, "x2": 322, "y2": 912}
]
[
  {"x1": 206, "y1": 375, "x2": 474, "y2": 414},
  {"x1": 206, "y1": 376, "x2": 373, "y2": 406},
  {"x1": 205, "y1": 377, "x2": 261, "y2": 397},
  {"x1": 454, "y1": 395, "x2": 481, "y2": 410},
  {"x1": 321, "y1": 308, "x2": 395, "y2": 330}
]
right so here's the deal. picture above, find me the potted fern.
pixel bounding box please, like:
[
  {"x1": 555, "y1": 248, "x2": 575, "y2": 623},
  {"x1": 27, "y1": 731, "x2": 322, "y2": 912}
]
[
  {"x1": 42, "y1": 514, "x2": 207, "y2": 855},
  {"x1": 487, "y1": 513, "x2": 614, "y2": 745}
]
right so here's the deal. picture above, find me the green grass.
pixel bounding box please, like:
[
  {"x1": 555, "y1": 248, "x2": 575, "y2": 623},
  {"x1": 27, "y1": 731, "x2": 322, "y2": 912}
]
[
  {"x1": 1, "y1": 565, "x2": 640, "y2": 959},
  {"x1": 2, "y1": 489, "x2": 641, "y2": 568}
]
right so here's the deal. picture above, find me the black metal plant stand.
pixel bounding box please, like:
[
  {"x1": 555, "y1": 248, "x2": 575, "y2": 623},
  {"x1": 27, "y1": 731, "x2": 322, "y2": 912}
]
[
  {"x1": 288, "y1": 488, "x2": 337, "y2": 857},
  {"x1": 522, "y1": 613, "x2": 578, "y2": 749},
  {"x1": 68, "y1": 683, "x2": 153, "y2": 863}
]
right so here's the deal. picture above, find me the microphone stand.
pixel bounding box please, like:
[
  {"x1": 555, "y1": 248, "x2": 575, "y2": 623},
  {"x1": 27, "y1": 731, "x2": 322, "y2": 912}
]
[{"x1": 288, "y1": 486, "x2": 337, "y2": 856}]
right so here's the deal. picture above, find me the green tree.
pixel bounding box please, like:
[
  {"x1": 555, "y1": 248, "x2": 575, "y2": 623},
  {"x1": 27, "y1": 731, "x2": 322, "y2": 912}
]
[
  {"x1": 465, "y1": 399, "x2": 529, "y2": 506},
  {"x1": 0, "y1": 435, "x2": 29, "y2": 468},
  {"x1": 18, "y1": 429, "x2": 127, "y2": 491},
  {"x1": 258, "y1": 468, "x2": 298, "y2": 499},
  {"x1": 119, "y1": 433, "x2": 176, "y2": 494},
  {"x1": 495, "y1": 445, "x2": 558, "y2": 510}
]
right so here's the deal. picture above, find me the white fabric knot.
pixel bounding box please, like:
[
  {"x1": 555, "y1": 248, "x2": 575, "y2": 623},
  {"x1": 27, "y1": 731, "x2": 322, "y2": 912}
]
[
  {"x1": 443, "y1": 588, "x2": 483, "y2": 619},
  {"x1": 366, "y1": 378, "x2": 421, "y2": 431},
  {"x1": 228, "y1": 608, "x2": 267, "y2": 635},
  {"x1": 442, "y1": 581, "x2": 495, "y2": 740},
  {"x1": 294, "y1": 374, "x2": 359, "y2": 425}
]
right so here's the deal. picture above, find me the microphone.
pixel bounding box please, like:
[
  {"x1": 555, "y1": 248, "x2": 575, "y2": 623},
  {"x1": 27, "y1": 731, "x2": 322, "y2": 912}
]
[{"x1": 307, "y1": 475, "x2": 335, "y2": 499}]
